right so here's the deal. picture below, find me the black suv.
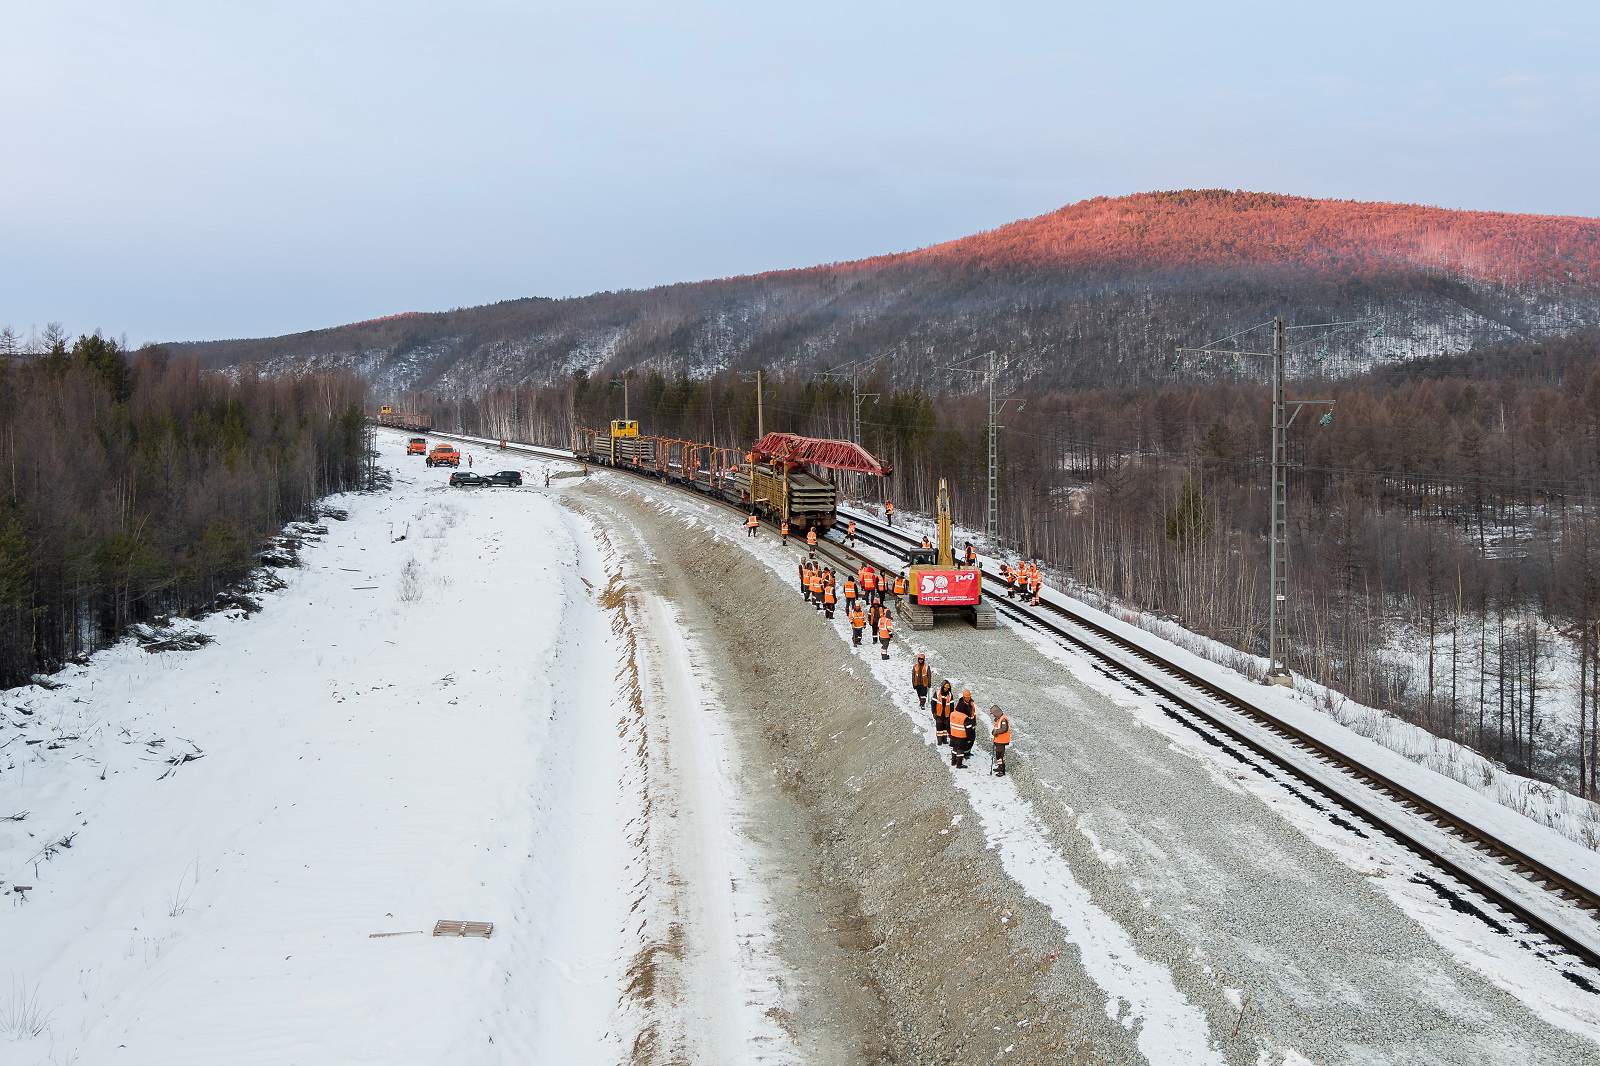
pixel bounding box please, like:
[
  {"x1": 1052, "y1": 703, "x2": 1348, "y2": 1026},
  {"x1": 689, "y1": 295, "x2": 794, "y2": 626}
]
[
  {"x1": 449, "y1": 471, "x2": 489, "y2": 487},
  {"x1": 484, "y1": 470, "x2": 523, "y2": 487}
]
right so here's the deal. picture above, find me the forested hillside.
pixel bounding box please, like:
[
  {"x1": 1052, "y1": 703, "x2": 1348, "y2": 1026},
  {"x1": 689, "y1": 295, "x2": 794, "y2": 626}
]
[
  {"x1": 167, "y1": 191, "x2": 1600, "y2": 396},
  {"x1": 0, "y1": 337, "x2": 369, "y2": 687}
]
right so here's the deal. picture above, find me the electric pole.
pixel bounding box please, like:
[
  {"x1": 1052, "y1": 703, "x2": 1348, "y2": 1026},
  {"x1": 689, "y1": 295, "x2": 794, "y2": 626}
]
[
  {"x1": 1178, "y1": 316, "x2": 1347, "y2": 685},
  {"x1": 947, "y1": 352, "x2": 1022, "y2": 541}
]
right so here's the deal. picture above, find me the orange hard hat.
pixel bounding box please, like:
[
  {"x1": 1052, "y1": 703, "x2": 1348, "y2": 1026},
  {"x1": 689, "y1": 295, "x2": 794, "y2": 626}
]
[{"x1": 917, "y1": 652, "x2": 925, "y2": 659}]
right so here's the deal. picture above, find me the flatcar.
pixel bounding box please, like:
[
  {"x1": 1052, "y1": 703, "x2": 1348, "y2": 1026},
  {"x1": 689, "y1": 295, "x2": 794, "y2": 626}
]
[{"x1": 571, "y1": 422, "x2": 891, "y2": 532}]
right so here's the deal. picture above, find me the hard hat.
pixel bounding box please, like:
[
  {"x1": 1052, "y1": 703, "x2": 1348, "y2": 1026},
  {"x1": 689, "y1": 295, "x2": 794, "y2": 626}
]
[{"x1": 917, "y1": 652, "x2": 925, "y2": 659}]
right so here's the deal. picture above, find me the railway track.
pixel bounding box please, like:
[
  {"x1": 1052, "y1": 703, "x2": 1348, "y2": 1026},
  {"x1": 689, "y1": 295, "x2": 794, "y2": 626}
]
[
  {"x1": 839, "y1": 507, "x2": 1600, "y2": 977},
  {"x1": 417, "y1": 431, "x2": 1600, "y2": 975}
]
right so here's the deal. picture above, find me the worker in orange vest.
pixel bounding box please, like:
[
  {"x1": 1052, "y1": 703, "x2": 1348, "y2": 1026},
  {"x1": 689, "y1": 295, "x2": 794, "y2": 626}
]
[
  {"x1": 949, "y1": 689, "x2": 977, "y2": 767},
  {"x1": 963, "y1": 542, "x2": 977, "y2": 569},
  {"x1": 798, "y1": 559, "x2": 810, "y2": 600},
  {"x1": 845, "y1": 518, "x2": 857, "y2": 547},
  {"x1": 1029, "y1": 569, "x2": 1043, "y2": 606},
  {"x1": 745, "y1": 513, "x2": 759, "y2": 539},
  {"x1": 892, "y1": 571, "x2": 908, "y2": 602},
  {"x1": 911, "y1": 652, "x2": 933, "y2": 709},
  {"x1": 860, "y1": 566, "x2": 877, "y2": 597},
  {"x1": 843, "y1": 576, "x2": 857, "y2": 609},
  {"x1": 876, "y1": 610, "x2": 894, "y2": 660},
  {"x1": 822, "y1": 576, "x2": 837, "y2": 619},
  {"x1": 885, "y1": 500, "x2": 895, "y2": 526},
  {"x1": 919, "y1": 535, "x2": 931, "y2": 549},
  {"x1": 848, "y1": 603, "x2": 867, "y2": 646},
  {"x1": 931, "y1": 681, "x2": 954, "y2": 745},
  {"x1": 1003, "y1": 563, "x2": 1017, "y2": 599},
  {"x1": 806, "y1": 527, "x2": 818, "y2": 556},
  {"x1": 780, "y1": 520, "x2": 789, "y2": 546},
  {"x1": 990, "y1": 705, "x2": 1011, "y2": 776},
  {"x1": 808, "y1": 567, "x2": 824, "y2": 610}
]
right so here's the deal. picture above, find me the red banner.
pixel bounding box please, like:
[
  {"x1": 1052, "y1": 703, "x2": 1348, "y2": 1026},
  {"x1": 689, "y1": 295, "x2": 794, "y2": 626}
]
[{"x1": 915, "y1": 569, "x2": 981, "y2": 606}]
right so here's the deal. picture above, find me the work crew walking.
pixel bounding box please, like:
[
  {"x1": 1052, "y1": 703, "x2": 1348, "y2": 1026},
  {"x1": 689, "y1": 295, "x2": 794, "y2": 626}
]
[
  {"x1": 877, "y1": 610, "x2": 894, "y2": 660},
  {"x1": 849, "y1": 603, "x2": 866, "y2": 646},
  {"x1": 746, "y1": 513, "x2": 759, "y2": 538},
  {"x1": 931, "y1": 681, "x2": 953, "y2": 745},
  {"x1": 990, "y1": 705, "x2": 1011, "y2": 776},
  {"x1": 911, "y1": 653, "x2": 932, "y2": 709},
  {"x1": 948, "y1": 693, "x2": 974, "y2": 768}
]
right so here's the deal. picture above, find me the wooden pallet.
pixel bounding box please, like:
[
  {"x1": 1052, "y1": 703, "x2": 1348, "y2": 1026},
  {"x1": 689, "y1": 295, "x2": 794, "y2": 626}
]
[{"x1": 432, "y1": 919, "x2": 494, "y2": 938}]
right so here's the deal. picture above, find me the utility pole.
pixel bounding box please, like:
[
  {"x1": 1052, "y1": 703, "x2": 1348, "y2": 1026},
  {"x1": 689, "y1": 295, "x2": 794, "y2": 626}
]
[
  {"x1": 823, "y1": 356, "x2": 883, "y2": 500},
  {"x1": 738, "y1": 369, "x2": 767, "y2": 439},
  {"x1": 1268, "y1": 317, "x2": 1290, "y2": 685},
  {"x1": 1178, "y1": 316, "x2": 1346, "y2": 685},
  {"x1": 947, "y1": 352, "x2": 1022, "y2": 541}
]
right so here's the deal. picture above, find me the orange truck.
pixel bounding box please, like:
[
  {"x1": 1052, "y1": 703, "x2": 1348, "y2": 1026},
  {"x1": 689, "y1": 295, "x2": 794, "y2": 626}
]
[
  {"x1": 407, "y1": 437, "x2": 427, "y2": 455},
  {"x1": 425, "y1": 444, "x2": 461, "y2": 468}
]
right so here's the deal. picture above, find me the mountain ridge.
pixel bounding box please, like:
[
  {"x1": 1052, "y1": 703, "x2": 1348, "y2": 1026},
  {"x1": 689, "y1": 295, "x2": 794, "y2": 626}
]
[{"x1": 169, "y1": 190, "x2": 1600, "y2": 395}]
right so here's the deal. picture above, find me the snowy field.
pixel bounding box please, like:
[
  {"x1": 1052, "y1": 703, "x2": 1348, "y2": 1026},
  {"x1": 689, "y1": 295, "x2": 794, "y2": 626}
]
[{"x1": 0, "y1": 435, "x2": 795, "y2": 1064}]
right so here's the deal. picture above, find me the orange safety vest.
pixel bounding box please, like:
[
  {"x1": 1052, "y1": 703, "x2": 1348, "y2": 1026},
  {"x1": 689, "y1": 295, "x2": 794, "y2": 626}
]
[
  {"x1": 861, "y1": 570, "x2": 877, "y2": 592},
  {"x1": 932, "y1": 690, "x2": 954, "y2": 716},
  {"x1": 885, "y1": 502, "x2": 894, "y2": 515},
  {"x1": 893, "y1": 575, "x2": 907, "y2": 595},
  {"x1": 912, "y1": 661, "x2": 932, "y2": 687},
  {"x1": 965, "y1": 545, "x2": 977, "y2": 565},
  {"x1": 746, "y1": 515, "x2": 758, "y2": 528},
  {"x1": 948, "y1": 709, "x2": 969, "y2": 740},
  {"x1": 849, "y1": 607, "x2": 866, "y2": 628},
  {"x1": 877, "y1": 615, "x2": 894, "y2": 639},
  {"x1": 807, "y1": 529, "x2": 817, "y2": 546},
  {"x1": 920, "y1": 538, "x2": 931, "y2": 548},
  {"x1": 993, "y1": 714, "x2": 1011, "y2": 745},
  {"x1": 780, "y1": 522, "x2": 789, "y2": 535},
  {"x1": 823, "y1": 584, "x2": 836, "y2": 605},
  {"x1": 843, "y1": 579, "x2": 857, "y2": 600},
  {"x1": 808, "y1": 572, "x2": 822, "y2": 594},
  {"x1": 847, "y1": 520, "x2": 856, "y2": 535}
]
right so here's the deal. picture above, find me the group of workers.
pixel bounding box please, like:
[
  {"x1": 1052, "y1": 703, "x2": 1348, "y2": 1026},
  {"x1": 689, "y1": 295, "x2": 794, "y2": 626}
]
[
  {"x1": 1001, "y1": 559, "x2": 1045, "y2": 605},
  {"x1": 912, "y1": 653, "x2": 1009, "y2": 775},
  {"x1": 798, "y1": 556, "x2": 908, "y2": 661}
]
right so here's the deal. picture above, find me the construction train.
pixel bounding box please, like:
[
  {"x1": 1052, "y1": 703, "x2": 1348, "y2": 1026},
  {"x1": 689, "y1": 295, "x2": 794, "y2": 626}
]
[
  {"x1": 373, "y1": 405, "x2": 433, "y2": 433},
  {"x1": 571, "y1": 420, "x2": 892, "y2": 532}
]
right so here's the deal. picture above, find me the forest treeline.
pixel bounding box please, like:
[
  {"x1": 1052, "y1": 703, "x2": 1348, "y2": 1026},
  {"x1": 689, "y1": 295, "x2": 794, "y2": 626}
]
[
  {"x1": 428, "y1": 330, "x2": 1600, "y2": 799},
  {"x1": 0, "y1": 333, "x2": 369, "y2": 687}
]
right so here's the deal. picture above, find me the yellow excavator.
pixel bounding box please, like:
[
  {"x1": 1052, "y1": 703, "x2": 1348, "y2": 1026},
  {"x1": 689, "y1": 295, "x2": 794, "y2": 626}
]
[{"x1": 899, "y1": 479, "x2": 996, "y2": 630}]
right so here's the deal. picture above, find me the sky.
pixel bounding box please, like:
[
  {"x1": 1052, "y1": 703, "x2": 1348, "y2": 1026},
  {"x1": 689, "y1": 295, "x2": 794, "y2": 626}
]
[{"x1": 3, "y1": 0, "x2": 1598, "y2": 345}]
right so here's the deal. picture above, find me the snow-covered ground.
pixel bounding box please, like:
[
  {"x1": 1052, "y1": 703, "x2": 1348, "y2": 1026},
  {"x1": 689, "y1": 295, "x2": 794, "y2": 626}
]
[{"x1": 0, "y1": 434, "x2": 796, "y2": 1064}]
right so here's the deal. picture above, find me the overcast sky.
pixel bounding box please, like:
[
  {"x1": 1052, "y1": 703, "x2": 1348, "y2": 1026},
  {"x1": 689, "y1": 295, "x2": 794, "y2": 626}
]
[{"x1": 3, "y1": 0, "x2": 1597, "y2": 345}]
